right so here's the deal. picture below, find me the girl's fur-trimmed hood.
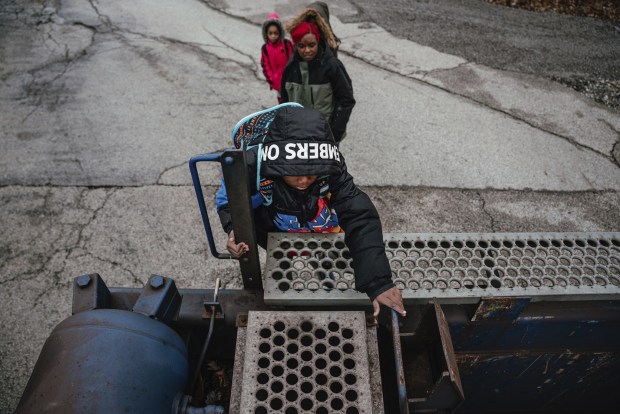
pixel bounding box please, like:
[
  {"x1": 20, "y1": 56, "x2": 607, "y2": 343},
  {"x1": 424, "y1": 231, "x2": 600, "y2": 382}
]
[
  {"x1": 262, "y1": 13, "x2": 285, "y2": 43},
  {"x1": 285, "y1": 7, "x2": 338, "y2": 51}
]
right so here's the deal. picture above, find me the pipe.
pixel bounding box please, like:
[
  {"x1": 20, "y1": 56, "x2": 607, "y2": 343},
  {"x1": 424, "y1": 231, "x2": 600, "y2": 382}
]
[{"x1": 189, "y1": 279, "x2": 221, "y2": 394}]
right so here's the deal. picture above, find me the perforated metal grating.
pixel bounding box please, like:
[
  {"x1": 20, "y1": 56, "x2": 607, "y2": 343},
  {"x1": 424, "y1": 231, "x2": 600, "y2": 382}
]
[
  {"x1": 231, "y1": 311, "x2": 383, "y2": 414},
  {"x1": 263, "y1": 232, "x2": 620, "y2": 304}
]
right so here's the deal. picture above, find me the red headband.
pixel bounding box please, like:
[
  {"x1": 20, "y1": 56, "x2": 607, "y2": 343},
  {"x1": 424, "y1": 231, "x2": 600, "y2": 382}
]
[{"x1": 291, "y1": 22, "x2": 320, "y2": 45}]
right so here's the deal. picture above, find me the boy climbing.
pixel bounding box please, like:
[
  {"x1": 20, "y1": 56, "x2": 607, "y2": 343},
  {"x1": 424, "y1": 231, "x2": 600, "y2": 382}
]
[{"x1": 216, "y1": 104, "x2": 405, "y2": 318}]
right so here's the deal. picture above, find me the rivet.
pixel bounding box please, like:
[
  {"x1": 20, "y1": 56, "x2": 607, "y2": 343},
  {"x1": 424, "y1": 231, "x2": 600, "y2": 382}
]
[
  {"x1": 76, "y1": 275, "x2": 92, "y2": 288},
  {"x1": 150, "y1": 275, "x2": 165, "y2": 289},
  {"x1": 224, "y1": 156, "x2": 234, "y2": 165}
]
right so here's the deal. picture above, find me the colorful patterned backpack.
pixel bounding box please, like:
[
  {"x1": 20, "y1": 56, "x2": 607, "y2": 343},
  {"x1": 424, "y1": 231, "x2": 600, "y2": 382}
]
[{"x1": 231, "y1": 103, "x2": 303, "y2": 206}]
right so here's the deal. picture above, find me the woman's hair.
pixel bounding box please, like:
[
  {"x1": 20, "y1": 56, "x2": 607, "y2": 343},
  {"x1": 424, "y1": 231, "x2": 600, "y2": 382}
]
[
  {"x1": 291, "y1": 22, "x2": 321, "y2": 45},
  {"x1": 285, "y1": 7, "x2": 338, "y2": 51}
]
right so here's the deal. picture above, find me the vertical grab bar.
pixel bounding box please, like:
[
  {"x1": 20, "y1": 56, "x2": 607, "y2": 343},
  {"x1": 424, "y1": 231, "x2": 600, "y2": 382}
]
[{"x1": 189, "y1": 153, "x2": 232, "y2": 260}]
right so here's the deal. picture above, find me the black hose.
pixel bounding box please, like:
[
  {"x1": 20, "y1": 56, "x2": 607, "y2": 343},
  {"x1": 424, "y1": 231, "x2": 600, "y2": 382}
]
[
  {"x1": 189, "y1": 279, "x2": 220, "y2": 395},
  {"x1": 190, "y1": 304, "x2": 216, "y2": 394}
]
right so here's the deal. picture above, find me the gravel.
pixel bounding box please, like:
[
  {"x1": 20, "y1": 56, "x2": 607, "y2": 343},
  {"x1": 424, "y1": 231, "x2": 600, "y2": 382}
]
[{"x1": 344, "y1": 0, "x2": 620, "y2": 112}]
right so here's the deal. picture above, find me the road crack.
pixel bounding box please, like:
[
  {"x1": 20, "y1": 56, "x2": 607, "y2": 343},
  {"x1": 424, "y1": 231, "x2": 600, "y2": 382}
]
[
  {"x1": 83, "y1": 252, "x2": 145, "y2": 286},
  {"x1": 156, "y1": 160, "x2": 188, "y2": 184},
  {"x1": 343, "y1": 51, "x2": 617, "y2": 163},
  {"x1": 476, "y1": 191, "x2": 497, "y2": 232}
]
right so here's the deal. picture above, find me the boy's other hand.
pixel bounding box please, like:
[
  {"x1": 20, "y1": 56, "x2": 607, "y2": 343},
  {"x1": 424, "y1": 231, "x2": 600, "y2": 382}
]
[
  {"x1": 373, "y1": 286, "x2": 406, "y2": 318},
  {"x1": 226, "y1": 230, "x2": 249, "y2": 258}
]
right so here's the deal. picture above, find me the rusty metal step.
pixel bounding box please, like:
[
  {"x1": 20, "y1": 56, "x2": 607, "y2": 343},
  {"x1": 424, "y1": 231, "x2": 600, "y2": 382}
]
[{"x1": 230, "y1": 311, "x2": 384, "y2": 414}]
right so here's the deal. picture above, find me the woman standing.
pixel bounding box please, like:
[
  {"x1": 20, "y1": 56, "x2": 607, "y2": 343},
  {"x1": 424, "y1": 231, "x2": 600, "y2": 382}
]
[
  {"x1": 285, "y1": 1, "x2": 341, "y2": 57},
  {"x1": 280, "y1": 22, "x2": 355, "y2": 144}
]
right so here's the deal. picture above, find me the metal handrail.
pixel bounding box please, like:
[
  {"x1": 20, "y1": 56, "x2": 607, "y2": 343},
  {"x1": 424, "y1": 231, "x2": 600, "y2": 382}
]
[{"x1": 189, "y1": 153, "x2": 232, "y2": 260}]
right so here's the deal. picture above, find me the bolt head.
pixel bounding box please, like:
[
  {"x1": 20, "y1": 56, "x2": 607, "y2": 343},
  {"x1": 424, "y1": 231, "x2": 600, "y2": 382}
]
[
  {"x1": 76, "y1": 275, "x2": 92, "y2": 288},
  {"x1": 224, "y1": 156, "x2": 234, "y2": 165},
  {"x1": 150, "y1": 275, "x2": 165, "y2": 289}
]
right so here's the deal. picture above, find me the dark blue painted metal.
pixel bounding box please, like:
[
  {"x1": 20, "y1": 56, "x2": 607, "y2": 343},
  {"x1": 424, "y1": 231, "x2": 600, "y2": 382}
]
[
  {"x1": 456, "y1": 352, "x2": 620, "y2": 413},
  {"x1": 189, "y1": 153, "x2": 232, "y2": 259},
  {"x1": 445, "y1": 300, "x2": 620, "y2": 413},
  {"x1": 15, "y1": 309, "x2": 188, "y2": 414},
  {"x1": 450, "y1": 304, "x2": 620, "y2": 353}
]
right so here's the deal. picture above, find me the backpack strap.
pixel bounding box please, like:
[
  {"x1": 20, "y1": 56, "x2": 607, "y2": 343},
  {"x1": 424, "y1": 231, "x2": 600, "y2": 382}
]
[
  {"x1": 258, "y1": 176, "x2": 274, "y2": 206},
  {"x1": 317, "y1": 176, "x2": 331, "y2": 197},
  {"x1": 261, "y1": 43, "x2": 268, "y2": 59}
]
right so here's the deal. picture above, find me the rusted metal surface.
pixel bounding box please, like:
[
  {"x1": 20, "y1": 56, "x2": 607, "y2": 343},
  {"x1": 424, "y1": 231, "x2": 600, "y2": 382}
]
[
  {"x1": 228, "y1": 326, "x2": 247, "y2": 414},
  {"x1": 263, "y1": 232, "x2": 620, "y2": 305},
  {"x1": 107, "y1": 287, "x2": 269, "y2": 327},
  {"x1": 414, "y1": 302, "x2": 465, "y2": 413},
  {"x1": 434, "y1": 301, "x2": 464, "y2": 404},
  {"x1": 398, "y1": 303, "x2": 465, "y2": 413},
  {"x1": 390, "y1": 303, "x2": 465, "y2": 413},
  {"x1": 366, "y1": 323, "x2": 385, "y2": 414},
  {"x1": 233, "y1": 311, "x2": 382, "y2": 413},
  {"x1": 471, "y1": 297, "x2": 531, "y2": 321},
  {"x1": 68, "y1": 276, "x2": 620, "y2": 413},
  {"x1": 390, "y1": 310, "x2": 410, "y2": 414}
]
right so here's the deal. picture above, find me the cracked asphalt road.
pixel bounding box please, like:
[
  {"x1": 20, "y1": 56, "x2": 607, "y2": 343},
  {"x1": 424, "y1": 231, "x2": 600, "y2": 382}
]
[{"x1": 1, "y1": 0, "x2": 619, "y2": 411}]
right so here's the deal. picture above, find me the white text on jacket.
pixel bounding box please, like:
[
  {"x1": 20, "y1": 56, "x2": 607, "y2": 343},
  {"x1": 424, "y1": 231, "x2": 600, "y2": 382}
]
[{"x1": 261, "y1": 143, "x2": 340, "y2": 162}]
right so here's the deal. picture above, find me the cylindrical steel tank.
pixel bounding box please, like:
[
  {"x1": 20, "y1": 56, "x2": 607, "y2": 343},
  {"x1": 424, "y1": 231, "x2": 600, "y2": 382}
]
[{"x1": 16, "y1": 309, "x2": 188, "y2": 414}]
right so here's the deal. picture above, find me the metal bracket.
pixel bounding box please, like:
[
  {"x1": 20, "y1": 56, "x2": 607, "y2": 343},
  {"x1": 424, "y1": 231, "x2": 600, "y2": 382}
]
[
  {"x1": 202, "y1": 301, "x2": 224, "y2": 319},
  {"x1": 133, "y1": 275, "x2": 182, "y2": 321},
  {"x1": 202, "y1": 278, "x2": 224, "y2": 319},
  {"x1": 72, "y1": 273, "x2": 112, "y2": 314},
  {"x1": 220, "y1": 150, "x2": 262, "y2": 290},
  {"x1": 392, "y1": 300, "x2": 465, "y2": 413}
]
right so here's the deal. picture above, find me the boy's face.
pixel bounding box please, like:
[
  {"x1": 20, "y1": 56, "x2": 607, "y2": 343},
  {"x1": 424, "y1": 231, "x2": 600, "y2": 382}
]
[
  {"x1": 267, "y1": 25, "x2": 280, "y2": 44},
  {"x1": 282, "y1": 175, "x2": 318, "y2": 191},
  {"x1": 296, "y1": 33, "x2": 318, "y2": 61}
]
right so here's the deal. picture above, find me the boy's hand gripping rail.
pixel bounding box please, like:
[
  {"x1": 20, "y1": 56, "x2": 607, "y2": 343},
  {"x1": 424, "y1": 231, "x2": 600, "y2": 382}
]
[{"x1": 189, "y1": 151, "x2": 262, "y2": 290}]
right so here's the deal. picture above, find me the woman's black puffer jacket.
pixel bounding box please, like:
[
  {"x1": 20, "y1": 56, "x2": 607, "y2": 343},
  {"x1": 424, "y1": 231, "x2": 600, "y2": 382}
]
[{"x1": 280, "y1": 46, "x2": 355, "y2": 143}]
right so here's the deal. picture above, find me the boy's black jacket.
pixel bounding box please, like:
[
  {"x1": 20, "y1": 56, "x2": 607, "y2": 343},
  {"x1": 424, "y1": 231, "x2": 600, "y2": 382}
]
[{"x1": 218, "y1": 106, "x2": 394, "y2": 301}]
